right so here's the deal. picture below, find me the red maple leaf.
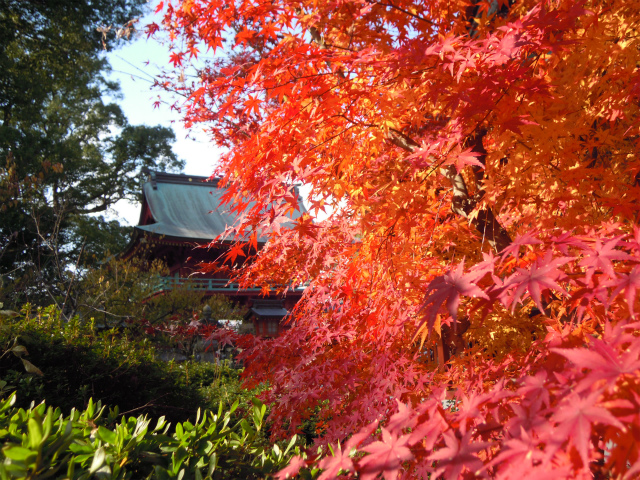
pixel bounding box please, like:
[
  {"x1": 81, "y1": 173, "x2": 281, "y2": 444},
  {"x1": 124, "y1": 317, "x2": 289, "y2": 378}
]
[
  {"x1": 359, "y1": 428, "x2": 414, "y2": 480},
  {"x1": 169, "y1": 51, "x2": 184, "y2": 67},
  {"x1": 500, "y1": 114, "x2": 539, "y2": 135},
  {"x1": 224, "y1": 243, "x2": 247, "y2": 263},
  {"x1": 243, "y1": 95, "x2": 262, "y2": 115},
  {"x1": 419, "y1": 261, "x2": 489, "y2": 335}
]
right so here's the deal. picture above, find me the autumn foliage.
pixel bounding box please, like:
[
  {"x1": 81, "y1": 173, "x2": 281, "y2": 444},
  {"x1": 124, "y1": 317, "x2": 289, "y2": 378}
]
[{"x1": 152, "y1": 0, "x2": 640, "y2": 477}]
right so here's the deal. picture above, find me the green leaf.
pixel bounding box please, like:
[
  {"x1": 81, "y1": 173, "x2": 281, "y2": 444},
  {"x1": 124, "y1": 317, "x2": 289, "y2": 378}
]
[
  {"x1": 66, "y1": 458, "x2": 76, "y2": 479},
  {"x1": 97, "y1": 426, "x2": 116, "y2": 445},
  {"x1": 208, "y1": 452, "x2": 218, "y2": 475},
  {"x1": 154, "y1": 416, "x2": 167, "y2": 432},
  {"x1": 28, "y1": 418, "x2": 43, "y2": 449},
  {"x1": 3, "y1": 446, "x2": 37, "y2": 462},
  {"x1": 21, "y1": 359, "x2": 43, "y2": 376},
  {"x1": 86, "y1": 399, "x2": 95, "y2": 418},
  {"x1": 284, "y1": 435, "x2": 297, "y2": 456},
  {"x1": 42, "y1": 408, "x2": 54, "y2": 440},
  {"x1": 0, "y1": 393, "x2": 17, "y2": 413},
  {"x1": 10, "y1": 345, "x2": 28, "y2": 357},
  {"x1": 89, "y1": 447, "x2": 106, "y2": 474}
]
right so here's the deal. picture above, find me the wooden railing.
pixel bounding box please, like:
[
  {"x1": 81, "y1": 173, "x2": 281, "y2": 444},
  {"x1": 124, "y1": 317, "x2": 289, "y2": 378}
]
[{"x1": 153, "y1": 275, "x2": 306, "y2": 293}]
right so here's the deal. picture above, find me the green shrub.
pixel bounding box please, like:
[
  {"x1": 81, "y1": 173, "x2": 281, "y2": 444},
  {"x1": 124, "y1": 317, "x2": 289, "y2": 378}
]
[
  {"x1": 0, "y1": 393, "x2": 307, "y2": 479},
  {"x1": 0, "y1": 305, "x2": 256, "y2": 424}
]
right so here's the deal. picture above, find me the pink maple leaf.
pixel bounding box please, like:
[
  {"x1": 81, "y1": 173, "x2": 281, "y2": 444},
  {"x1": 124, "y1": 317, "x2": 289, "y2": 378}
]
[
  {"x1": 551, "y1": 337, "x2": 640, "y2": 392},
  {"x1": 488, "y1": 427, "x2": 545, "y2": 473},
  {"x1": 487, "y1": 32, "x2": 520, "y2": 64},
  {"x1": 626, "y1": 225, "x2": 640, "y2": 253},
  {"x1": 551, "y1": 390, "x2": 625, "y2": 468},
  {"x1": 500, "y1": 232, "x2": 542, "y2": 259},
  {"x1": 579, "y1": 238, "x2": 631, "y2": 283},
  {"x1": 550, "y1": 231, "x2": 588, "y2": 255},
  {"x1": 452, "y1": 392, "x2": 491, "y2": 434},
  {"x1": 318, "y1": 444, "x2": 355, "y2": 480},
  {"x1": 359, "y1": 428, "x2": 414, "y2": 480},
  {"x1": 407, "y1": 413, "x2": 446, "y2": 449},
  {"x1": 317, "y1": 419, "x2": 380, "y2": 480},
  {"x1": 386, "y1": 401, "x2": 417, "y2": 434},
  {"x1": 607, "y1": 265, "x2": 640, "y2": 316},
  {"x1": 444, "y1": 147, "x2": 484, "y2": 173},
  {"x1": 439, "y1": 35, "x2": 458, "y2": 56},
  {"x1": 505, "y1": 401, "x2": 549, "y2": 440},
  {"x1": 517, "y1": 371, "x2": 550, "y2": 408},
  {"x1": 470, "y1": 250, "x2": 498, "y2": 279},
  {"x1": 345, "y1": 419, "x2": 379, "y2": 451},
  {"x1": 275, "y1": 455, "x2": 307, "y2": 479},
  {"x1": 429, "y1": 430, "x2": 490, "y2": 480},
  {"x1": 503, "y1": 252, "x2": 570, "y2": 312}
]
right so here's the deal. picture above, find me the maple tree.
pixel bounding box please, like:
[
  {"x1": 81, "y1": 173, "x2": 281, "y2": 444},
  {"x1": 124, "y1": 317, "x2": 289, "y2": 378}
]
[{"x1": 152, "y1": 0, "x2": 640, "y2": 477}]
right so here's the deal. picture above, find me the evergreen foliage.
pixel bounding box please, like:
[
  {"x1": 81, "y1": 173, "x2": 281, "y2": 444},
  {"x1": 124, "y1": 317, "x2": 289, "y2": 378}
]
[
  {"x1": 0, "y1": 0, "x2": 183, "y2": 307},
  {"x1": 0, "y1": 305, "x2": 251, "y2": 425},
  {"x1": 0, "y1": 393, "x2": 304, "y2": 479}
]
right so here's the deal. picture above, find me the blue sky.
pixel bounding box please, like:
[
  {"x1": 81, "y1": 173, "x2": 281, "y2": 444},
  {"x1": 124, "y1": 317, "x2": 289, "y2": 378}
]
[
  {"x1": 104, "y1": 8, "x2": 314, "y2": 226},
  {"x1": 105, "y1": 14, "x2": 224, "y2": 225}
]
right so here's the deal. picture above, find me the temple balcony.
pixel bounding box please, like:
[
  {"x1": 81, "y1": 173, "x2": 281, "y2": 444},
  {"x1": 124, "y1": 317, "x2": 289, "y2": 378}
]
[{"x1": 153, "y1": 275, "x2": 306, "y2": 294}]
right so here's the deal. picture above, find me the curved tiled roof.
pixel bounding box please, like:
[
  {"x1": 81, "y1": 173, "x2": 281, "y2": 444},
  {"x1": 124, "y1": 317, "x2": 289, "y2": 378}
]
[{"x1": 134, "y1": 171, "x2": 305, "y2": 242}]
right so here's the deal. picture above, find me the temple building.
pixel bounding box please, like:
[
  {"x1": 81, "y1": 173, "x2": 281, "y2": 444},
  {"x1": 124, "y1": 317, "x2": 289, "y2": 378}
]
[{"x1": 121, "y1": 170, "x2": 306, "y2": 336}]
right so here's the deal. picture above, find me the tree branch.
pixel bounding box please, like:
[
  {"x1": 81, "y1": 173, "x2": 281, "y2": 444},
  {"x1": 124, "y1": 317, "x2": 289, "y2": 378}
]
[
  {"x1": 301, "y1": 8, "x2": 512, "y2": 253},
  {"x1": 388, "y1": 127, "x2": 511, "y2": 252}
]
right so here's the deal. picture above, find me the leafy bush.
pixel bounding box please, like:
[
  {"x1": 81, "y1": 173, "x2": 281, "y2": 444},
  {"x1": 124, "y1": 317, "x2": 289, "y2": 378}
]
[
  {"x1": 0, "y1": 393, "x2": 307, "y2": 479},
  {"x1": 0, "y1": 305, "x2": 254, "y2": 424},
  {"x1": 76, "y1": 257, "x2": 206, "y2": 327}
]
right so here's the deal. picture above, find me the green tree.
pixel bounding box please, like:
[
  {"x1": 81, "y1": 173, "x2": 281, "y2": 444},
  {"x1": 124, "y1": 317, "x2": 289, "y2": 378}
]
[
  {"x1": 77, "y1": 256, "x2": 246, "y2": 331},
  {"x1": 0, "y1": 0, "x2": 184, "y2": 308}
]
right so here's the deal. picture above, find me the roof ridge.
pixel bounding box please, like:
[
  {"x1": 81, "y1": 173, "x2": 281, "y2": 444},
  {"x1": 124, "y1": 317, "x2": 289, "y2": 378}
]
[{"x1": 143, "y1": 169, "x2": 222, "y2": 188}]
